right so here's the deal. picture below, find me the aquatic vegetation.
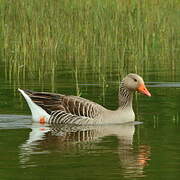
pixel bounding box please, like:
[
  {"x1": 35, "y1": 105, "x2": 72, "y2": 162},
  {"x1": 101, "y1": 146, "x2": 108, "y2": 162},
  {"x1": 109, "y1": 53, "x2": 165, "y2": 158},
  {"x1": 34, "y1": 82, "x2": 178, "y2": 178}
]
[{"x1": 0, "y1": 0, "x2": 179, "y2": 85}]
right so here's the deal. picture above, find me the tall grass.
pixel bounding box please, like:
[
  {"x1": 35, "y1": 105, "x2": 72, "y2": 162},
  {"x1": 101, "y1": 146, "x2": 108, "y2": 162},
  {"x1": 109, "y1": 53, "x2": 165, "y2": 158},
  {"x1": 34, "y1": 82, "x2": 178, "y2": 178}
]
[{"x1": 0, "y1": 0, "x2": 179, "y2": 84}]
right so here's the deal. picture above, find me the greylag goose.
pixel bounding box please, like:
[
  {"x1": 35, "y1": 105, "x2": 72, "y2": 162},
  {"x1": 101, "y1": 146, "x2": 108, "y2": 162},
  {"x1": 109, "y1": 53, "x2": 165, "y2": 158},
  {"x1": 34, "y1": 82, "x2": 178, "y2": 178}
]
[{"x1": 18, "y1": 73, "x2": 151, "y2": 124}]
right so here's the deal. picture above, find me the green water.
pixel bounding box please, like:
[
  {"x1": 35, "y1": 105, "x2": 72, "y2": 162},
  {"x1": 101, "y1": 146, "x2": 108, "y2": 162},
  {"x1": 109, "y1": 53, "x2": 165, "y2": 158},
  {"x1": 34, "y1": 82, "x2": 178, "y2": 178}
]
[
  {"x1": 0, "y1": 64, "x2": 180, "y2": 180},
  {"x1": 0, "y1": 0, "x2": 180, "y2": 179}
]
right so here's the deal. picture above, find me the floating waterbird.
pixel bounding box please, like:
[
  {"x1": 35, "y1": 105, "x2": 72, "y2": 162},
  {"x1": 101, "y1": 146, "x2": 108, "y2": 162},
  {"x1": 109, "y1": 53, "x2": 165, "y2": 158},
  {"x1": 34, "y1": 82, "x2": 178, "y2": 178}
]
[{"x1": 18, "y1": 73, "x2": 151, "y2": 124}]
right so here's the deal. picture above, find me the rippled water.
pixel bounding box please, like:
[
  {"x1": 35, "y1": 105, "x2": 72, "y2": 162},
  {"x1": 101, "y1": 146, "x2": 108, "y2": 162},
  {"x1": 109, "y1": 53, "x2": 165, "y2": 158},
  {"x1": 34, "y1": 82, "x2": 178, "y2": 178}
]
[{"x1": 0, "y1": 74, "x2": 180, "y2": 180}]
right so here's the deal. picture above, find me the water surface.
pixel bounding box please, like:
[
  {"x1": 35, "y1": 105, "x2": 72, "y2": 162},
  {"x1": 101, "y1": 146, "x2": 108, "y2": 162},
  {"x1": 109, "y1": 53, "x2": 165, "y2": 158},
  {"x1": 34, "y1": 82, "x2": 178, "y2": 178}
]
[
  {"x1": 0, "y1": 69, "x2": 180, "y2": 180},
  {"x1": 0, "y1": 0, "x2": 179, "y2": 179}
]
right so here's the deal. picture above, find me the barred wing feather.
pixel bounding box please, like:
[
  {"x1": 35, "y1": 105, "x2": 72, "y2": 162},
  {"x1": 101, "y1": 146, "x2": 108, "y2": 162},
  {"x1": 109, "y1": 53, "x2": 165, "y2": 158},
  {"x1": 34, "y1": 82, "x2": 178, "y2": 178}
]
[
  {"x1": 23, "y1": 90, "x2": 105, "y2": 119},
  {"x1": 48, "y1": 110, "x2": 92, "y2": 124}
]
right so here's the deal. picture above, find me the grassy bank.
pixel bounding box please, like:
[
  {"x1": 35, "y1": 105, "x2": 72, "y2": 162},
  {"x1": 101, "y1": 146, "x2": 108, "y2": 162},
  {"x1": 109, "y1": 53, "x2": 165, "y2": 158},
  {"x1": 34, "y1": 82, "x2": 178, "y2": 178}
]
[{"x1": 0, "y1": 0, "x2": 179, "y2": 83}]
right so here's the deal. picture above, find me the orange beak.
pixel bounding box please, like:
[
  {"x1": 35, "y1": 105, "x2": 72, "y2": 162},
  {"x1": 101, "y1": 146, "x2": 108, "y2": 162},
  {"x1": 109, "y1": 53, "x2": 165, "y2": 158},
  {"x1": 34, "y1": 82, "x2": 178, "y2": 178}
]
[{"x1": 137, "y1": 84, "x2": 151, "y2": 97}]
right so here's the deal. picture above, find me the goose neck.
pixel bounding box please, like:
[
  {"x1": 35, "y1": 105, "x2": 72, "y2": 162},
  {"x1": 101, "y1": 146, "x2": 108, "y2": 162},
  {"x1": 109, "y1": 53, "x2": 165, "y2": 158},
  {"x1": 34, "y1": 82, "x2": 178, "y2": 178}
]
[{"x1": 118, "y1": 83, "x2": 133, "y2": 109}]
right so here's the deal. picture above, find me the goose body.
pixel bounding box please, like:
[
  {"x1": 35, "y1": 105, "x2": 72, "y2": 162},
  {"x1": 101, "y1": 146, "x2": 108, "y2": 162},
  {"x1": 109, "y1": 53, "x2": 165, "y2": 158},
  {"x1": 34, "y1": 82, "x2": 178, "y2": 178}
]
[{"x1": 18, "y1": 73, "x2": 151, "y2": 125}]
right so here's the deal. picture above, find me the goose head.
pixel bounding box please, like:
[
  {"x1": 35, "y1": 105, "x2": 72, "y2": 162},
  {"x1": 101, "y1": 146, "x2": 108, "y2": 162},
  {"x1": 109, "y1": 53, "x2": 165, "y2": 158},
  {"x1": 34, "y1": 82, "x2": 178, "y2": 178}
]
[{"x1": 122, "y1": 73, "x2": 151, "y2": 96}]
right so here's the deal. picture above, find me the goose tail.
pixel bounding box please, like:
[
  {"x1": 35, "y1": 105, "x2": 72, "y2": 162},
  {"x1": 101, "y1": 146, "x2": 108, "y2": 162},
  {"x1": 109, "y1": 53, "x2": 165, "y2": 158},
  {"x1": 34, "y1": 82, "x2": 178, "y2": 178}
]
[{"x1": 18, "y1": 88, "x2": 50, "y2": 123}]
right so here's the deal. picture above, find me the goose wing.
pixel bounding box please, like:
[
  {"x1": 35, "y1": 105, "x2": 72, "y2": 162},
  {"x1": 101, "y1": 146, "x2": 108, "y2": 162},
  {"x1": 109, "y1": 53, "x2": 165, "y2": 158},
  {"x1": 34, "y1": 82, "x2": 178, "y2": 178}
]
[{"x1": 23, "y1": 89, "x2": 105, "y2": 119}]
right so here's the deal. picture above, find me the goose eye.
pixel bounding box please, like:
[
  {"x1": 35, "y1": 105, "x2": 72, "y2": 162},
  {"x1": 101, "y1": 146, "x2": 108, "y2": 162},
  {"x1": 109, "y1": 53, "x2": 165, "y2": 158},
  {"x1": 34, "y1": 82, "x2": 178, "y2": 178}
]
[{"x1": 133, "y1": 79, "x2": 137, "y2": 82}]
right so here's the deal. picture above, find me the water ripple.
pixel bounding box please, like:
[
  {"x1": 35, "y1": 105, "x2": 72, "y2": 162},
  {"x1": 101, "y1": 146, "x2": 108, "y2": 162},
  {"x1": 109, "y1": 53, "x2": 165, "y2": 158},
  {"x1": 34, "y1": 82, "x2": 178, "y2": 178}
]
[{"x1": 0, "y1": 114, "x2": 31, "y2": 129}]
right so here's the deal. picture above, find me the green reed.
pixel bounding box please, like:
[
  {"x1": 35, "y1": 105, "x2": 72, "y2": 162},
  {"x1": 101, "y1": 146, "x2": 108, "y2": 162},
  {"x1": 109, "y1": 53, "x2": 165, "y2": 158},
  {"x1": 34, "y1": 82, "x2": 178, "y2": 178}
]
[{"x1": 0, "y1": 0, "x2": 179, "y2": 85}]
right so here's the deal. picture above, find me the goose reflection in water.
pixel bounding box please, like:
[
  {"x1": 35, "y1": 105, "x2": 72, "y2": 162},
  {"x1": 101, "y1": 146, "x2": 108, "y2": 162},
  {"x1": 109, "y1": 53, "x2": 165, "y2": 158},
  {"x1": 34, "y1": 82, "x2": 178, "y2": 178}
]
[{"x1": 19, "y1": 122, "x2": 151, "y2": 178}]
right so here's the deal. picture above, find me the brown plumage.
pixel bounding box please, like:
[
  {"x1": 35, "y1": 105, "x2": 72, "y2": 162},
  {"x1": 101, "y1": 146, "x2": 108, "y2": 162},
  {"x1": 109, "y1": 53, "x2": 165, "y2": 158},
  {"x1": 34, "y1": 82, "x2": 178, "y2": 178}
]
[
  {"x1": 19, "y1": 73, "x2": 151, "y2": 124},
  {"x1": 22, "y1": 89, "x2": 104, "y2": 119}
]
